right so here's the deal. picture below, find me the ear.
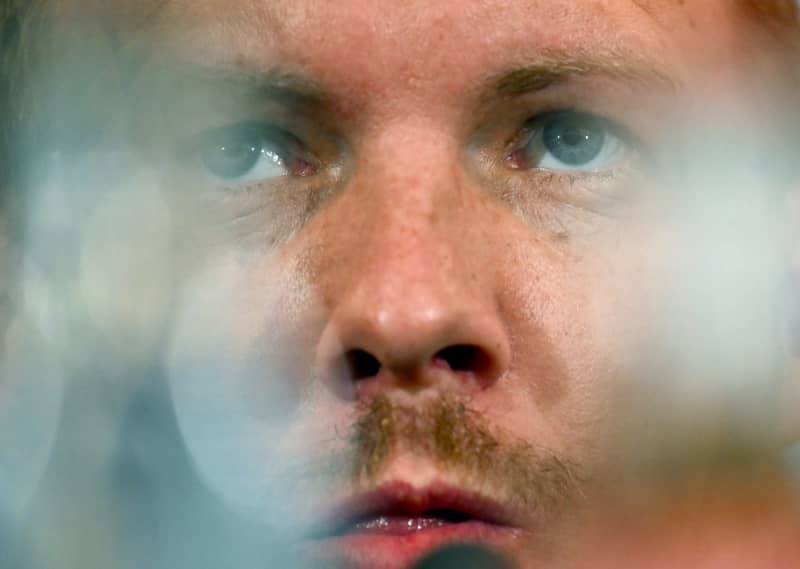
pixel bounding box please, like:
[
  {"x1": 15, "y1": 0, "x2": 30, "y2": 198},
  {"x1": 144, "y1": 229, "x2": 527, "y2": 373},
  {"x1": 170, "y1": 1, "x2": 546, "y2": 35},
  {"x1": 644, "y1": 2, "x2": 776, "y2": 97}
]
[
  {"x1": 0, "y1": 203, "x2": 9, "y2": 338},
  {"x1": 779, "y1": 190, "x2": 800, "y2": 446},
  {"x1": 0, "y1": 190, "x2": 20, "y2": 350}
]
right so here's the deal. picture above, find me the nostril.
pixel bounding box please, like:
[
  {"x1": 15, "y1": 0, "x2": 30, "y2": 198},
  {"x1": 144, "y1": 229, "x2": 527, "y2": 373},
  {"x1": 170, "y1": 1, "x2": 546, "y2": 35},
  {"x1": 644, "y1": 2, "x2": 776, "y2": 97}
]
[
  {"x1": 345, "y1": 349, "x2": 382, "y2": 380},
  {"x1": 433, "y1": 344, "x2": 490, "y2": 375}
]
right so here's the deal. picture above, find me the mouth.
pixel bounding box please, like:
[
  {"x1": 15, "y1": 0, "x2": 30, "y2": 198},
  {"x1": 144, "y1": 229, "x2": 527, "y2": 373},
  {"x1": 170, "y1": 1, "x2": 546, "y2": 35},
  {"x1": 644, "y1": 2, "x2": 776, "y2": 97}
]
[{"x1": 306, "y1": 481, "x2": 524, "y2": 569}]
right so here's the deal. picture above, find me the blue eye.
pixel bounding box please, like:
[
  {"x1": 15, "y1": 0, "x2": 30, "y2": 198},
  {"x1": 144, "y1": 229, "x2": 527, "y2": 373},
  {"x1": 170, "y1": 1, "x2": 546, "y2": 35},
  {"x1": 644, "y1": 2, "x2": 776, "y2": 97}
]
[
  {"x1": 520, "y1": 112, "x2": 625, "y2": 172},
  {"x1": 196, "y1": 123, "x2": 297, "y2": 183}
]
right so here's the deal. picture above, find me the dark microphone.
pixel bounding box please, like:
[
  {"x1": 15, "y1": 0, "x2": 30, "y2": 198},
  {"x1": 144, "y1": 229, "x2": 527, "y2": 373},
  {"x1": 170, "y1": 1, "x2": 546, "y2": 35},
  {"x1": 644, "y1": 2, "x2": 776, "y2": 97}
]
[{"x1": 410, "y1": 543, "x2": 515, "y2": 569}]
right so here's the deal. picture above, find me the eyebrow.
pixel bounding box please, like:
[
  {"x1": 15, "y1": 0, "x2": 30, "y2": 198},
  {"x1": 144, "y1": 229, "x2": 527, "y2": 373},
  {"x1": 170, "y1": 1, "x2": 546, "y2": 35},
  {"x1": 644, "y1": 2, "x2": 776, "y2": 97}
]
[
  {"x1": 490, "y1": 52, "x2": 679, "y2": 100},
  {"x1": 245, "y1": 68, "x2": 331, "y2": 109},
  {"x1": 165, "y1": 62, "x2": 332, "y2": 110},
  {"x1": 163, "y1": 49, "x2": 677, "y2": 112}
]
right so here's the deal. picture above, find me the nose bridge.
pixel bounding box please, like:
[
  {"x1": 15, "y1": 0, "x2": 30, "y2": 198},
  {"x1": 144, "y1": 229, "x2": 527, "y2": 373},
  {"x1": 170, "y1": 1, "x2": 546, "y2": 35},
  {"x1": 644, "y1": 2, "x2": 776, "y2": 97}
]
[
  {"x1": 366, "y1": 118, "x2": 464, "y2": 220},
  {"x1": 347, "y1": 120, "x2": 473, "y2": 325},
  {"x1": 315, "y1": 120, "x2": 510, "y2": 400}
]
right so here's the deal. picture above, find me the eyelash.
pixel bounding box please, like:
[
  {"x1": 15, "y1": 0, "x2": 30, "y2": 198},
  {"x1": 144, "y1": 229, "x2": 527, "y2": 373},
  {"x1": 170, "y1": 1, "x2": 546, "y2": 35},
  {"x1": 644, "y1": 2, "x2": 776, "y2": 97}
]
[
  {"x1": 187, "y1": 107, "x2": 642, "y2": 197},
  {"x1": 506, "y1": 110, "x2": 626, "y2": 166},
  {"x1": 186, "y1": 122, "x2": 317, "y2": 183}
]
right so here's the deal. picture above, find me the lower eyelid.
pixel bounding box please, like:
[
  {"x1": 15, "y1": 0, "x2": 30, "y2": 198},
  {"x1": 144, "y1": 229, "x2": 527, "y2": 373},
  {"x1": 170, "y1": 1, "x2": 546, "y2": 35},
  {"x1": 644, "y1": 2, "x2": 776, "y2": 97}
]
[
  {"x1": 504, "y1": 160, "x2": 640, "y2": 202},
  {"x1": 547, "y1": 169, "x2": 641, "y2": 210}
]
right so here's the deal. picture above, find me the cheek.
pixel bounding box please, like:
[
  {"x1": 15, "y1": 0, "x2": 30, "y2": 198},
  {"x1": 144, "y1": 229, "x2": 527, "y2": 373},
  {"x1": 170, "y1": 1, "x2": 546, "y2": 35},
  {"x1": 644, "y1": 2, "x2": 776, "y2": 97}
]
[
  {"x1": 0, "y1": 231, "x2": 65, "y2": 516},
  {"x1": 491, "y1": 223, "x2": 657, "y2": 460},
  {"x1": 164, "y1": 250, "x2": 319, "y2": 516}
]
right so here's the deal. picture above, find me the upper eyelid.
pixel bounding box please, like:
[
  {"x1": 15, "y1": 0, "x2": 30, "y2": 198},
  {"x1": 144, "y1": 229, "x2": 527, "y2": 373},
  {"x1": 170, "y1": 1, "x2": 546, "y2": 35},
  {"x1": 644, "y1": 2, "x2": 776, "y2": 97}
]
[
  {"x1": 510, "y1": 109, "x2": 644, "y2": 157},
  {"x1": 195, "y1": 122, "x2": 296, "y2": 150},
  {"x1": 522, "y1": 111, "x2": 623, "y2": 140},
  {"x1": 180, "y1": 121, "x2": 303, "y2": 167},
  {"x1": 505, "y1": 110, "x2": 639, "y2": 172},
  {"x1": 183, "y1": 112, "x2": 638, "y2": 173}
]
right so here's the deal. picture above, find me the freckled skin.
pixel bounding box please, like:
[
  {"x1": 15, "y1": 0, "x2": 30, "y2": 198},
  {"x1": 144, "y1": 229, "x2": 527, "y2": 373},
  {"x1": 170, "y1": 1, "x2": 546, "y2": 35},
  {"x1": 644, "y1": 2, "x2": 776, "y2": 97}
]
[{"x1": 125, "y1": 1, "x2": 800, "y2": 567}]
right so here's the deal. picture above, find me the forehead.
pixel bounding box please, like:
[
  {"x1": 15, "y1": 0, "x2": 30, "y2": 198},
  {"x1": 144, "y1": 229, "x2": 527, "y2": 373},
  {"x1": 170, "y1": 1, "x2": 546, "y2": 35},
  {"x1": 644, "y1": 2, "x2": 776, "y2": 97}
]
[{"x1": 136, "y1": 0, "x2": 747, "y2": 92}]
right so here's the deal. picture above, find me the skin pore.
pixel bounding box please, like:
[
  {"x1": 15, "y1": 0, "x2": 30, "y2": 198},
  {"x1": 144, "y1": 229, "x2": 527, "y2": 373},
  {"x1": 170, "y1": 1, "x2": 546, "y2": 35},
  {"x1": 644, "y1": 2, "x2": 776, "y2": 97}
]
[{"x1": 4, "y1": 1, "x2": 800, "y2": 568}]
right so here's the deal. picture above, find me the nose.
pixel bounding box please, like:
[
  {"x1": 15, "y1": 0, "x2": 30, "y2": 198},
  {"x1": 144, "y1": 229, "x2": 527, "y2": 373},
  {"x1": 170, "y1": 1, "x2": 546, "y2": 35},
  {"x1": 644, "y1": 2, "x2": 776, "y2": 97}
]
[
  {"x1": 318, "y1": 285, "x2": 511, "y2": 401},
  {"x1": 314, "y1": 127, "x2": 511, "y2": 402}
]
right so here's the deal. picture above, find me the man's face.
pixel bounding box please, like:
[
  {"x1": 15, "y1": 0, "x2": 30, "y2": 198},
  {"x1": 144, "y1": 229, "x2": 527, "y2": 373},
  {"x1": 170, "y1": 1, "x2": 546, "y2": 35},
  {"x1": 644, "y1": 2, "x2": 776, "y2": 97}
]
[{"x1": 52, "y1": 0, "x2": 791, "y2": 567}]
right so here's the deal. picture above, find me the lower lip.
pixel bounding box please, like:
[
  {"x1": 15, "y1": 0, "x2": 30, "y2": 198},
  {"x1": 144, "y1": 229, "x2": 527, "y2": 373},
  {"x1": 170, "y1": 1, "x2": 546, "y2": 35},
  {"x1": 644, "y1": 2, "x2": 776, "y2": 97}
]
[{"x1": 308, "y1": 517, "x2": 521, "y2": 569}]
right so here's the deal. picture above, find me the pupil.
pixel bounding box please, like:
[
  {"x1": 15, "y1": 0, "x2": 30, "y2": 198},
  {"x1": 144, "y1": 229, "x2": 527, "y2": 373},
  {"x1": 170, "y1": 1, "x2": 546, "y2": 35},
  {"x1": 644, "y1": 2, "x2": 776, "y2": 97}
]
[
  {"x1": 202, "y1": 135, "x2": 262, "y2": 180},
  {"x1": 542, "y1": 116, "x2": 606, "y2": 166},
  {"x1": 561, "y1": 131, "x2": 585, "y2": 147}
]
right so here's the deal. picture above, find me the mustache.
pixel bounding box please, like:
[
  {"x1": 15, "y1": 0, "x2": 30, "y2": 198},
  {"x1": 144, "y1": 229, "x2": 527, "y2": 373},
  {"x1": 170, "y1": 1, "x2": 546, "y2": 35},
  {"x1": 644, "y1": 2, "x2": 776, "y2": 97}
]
[{"x1": 321, "y1": 395, "x2": 586, "y2": 517}]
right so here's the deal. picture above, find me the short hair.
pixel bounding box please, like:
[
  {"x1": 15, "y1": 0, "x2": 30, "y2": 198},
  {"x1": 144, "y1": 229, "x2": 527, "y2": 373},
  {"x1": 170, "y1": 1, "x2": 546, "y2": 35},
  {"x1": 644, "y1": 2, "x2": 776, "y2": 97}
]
[
  {"x1": 0, "y1": 0, "x2": 137, "y2": 199},
  {"x1": 1, "y1": 0, "x2": 46, "y2": 236},
  {"x1": 2, "y1": 1, "x2": 28, "y2": 188},
  {"x1": 743, "y1": 0, "x2": 799, "y2": 23}
]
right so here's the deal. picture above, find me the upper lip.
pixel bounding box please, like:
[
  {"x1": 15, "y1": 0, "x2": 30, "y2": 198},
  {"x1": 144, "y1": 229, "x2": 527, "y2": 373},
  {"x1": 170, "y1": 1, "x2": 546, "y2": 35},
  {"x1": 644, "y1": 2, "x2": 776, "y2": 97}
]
[{"x1": 310, "y1": 480, "x2": 521, "y2": 539}]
